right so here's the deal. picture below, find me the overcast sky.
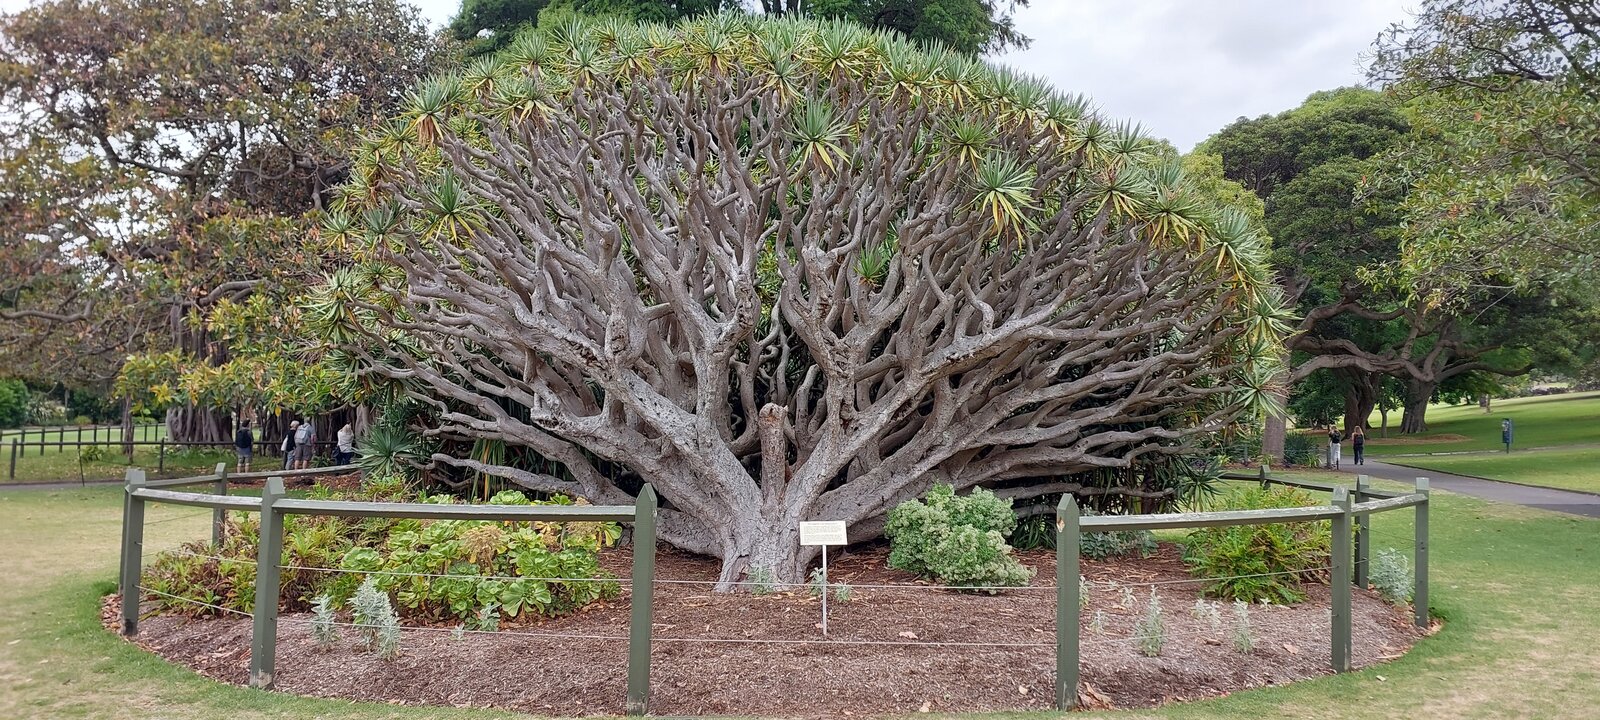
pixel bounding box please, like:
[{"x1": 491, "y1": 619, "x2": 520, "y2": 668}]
[
  {"x1": 0, "y1": 0, "x2": 1413, "y2": 150},
  {"x1": 402, "y1": 0, "x2": 1414, "y2": 150}
]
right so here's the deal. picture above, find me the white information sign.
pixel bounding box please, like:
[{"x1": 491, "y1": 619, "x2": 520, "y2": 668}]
[{"x1": 799, "y1": 520, "x2": 848, "y2": 546}]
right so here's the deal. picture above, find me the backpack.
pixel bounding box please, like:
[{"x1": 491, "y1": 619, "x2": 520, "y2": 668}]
[{"x1": 295, "y1": 424, "x2": 314, "y2": 444}]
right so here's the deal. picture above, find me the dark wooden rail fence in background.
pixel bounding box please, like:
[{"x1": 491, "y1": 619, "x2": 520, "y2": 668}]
[{"x1": 8, "y1": 438, "x2": 346, "y2": 480}]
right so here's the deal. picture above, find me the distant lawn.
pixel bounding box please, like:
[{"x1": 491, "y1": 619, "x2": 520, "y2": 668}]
[
  {"x1": 3, "y1": 444, "x2": 235, "y2": 484},
  {"x1": 1362, "y1": 391, "x2": 1600, "y2": 456},
  {"x1": 1386, "y1": 447, "x2": 1600, "y2": 496}
]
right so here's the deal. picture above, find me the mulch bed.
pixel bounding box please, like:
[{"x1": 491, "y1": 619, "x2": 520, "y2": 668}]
[{"x1": 110, "y1": 543, "x2": 1427, "y2": 717}]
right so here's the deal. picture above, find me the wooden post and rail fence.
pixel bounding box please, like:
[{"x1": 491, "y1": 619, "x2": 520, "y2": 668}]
[
  {"x1": 117, "y1": 463, "x2": 1429, "y2": 715},
  {"x1": 9, "y1": 436, "x2": 342, "y2": 481}
]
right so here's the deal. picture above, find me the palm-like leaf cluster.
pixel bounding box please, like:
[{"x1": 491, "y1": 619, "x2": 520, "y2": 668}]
[{"x1": 324, "y1": 11, "x2": 1288, "y2": 418}]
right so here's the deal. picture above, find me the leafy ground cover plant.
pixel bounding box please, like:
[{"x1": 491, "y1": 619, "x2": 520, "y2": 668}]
[
  {"x1": 1081, "y1": 508, "x2": 1158, "y2": 559},
  {"x1": 885, "y1": 484, "x2": 1030, "y2": 590},
  {"x1": 1180, "y1": 485, "x2": 1331, "y2": 603},
  {"x1": 141, "y1": 487, "x2": 621, "y2": 624}
]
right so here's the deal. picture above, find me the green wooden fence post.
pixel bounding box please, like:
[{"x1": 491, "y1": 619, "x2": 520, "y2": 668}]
[
  {"x1": 211, "y1": 462, "x2": 229, "y2": 547},
  {"x1": 1258, "y1": 462, "x2": 1269, "y2": 488},
  {"x1": 1354, "y1": 475, "x2": 1370, "y2": 589},
  {"x1": 1330, "y1": 486, "x2": 1352, "y2": 672},
  {"x1": 249, "y1": 476, "x2": 287, "y2": 690},
  {"x1": 157, "y1": 438, "x2": 165, "y2": 474},
  {"x1": 1055, "y1": 493, "x2": 1081, "y2": 710},
  {"x1": 625, "y1": 484, "x2": 657, "y2": 716},
  {"x1": 8, "y1": 439, "x2": 16, "y2": 481},
  {"x1": 118, "y1": 469, "x2": 147, "y2": 637},
  {"x1": 1414, "y1": 477, "x2": 1430, "y2": 628}
]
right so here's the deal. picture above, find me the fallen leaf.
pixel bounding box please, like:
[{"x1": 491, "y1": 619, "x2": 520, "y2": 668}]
[
  {"x1": 1376, "y1": 675, "x2": 1387, "y2": 682},
  {"x1": 1282, "y1": 642, "x2": 1299, "y2": 655},
  {"x1": 918, "y1": 701, "x2": 931, "y2": 713},
  {"x1": 1018, "y1": 685, "x2": 1029, "y2": 695},
  {"x1": 898, "y1": 631, "x2": 918, "y2": 639}
]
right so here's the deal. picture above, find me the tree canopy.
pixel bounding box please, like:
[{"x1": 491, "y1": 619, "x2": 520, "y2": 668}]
[
  {"x1": 312, "y1": 13, "x2": 1285, "y2": 585},
  {"x1": 1367, "y1": 0, "x2": 1600, "y2": 300},
  {"x1": 0, "y1": 0, "x2": 451, "y2": 435},
  {"x1": 449, "y1": 0, "x2": 1030, "y2": 57}
]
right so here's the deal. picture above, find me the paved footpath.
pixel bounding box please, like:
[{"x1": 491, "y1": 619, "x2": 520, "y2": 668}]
[{"x1": 1333, "y1": 459, "x2": 1600, "y2": 519}]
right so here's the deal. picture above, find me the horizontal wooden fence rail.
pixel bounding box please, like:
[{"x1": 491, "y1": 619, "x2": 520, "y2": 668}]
[
  {"x1": 117, "y1": 464, "x2": 659, "y2": 715},
  {"x1": 118, "y1": 464, "x2": 1426, "y2": 715}
]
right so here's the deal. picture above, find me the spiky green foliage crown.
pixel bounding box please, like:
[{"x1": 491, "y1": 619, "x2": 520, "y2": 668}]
[{"x1": 317, "y1": 11, "x2": 1289, "y2": 415}]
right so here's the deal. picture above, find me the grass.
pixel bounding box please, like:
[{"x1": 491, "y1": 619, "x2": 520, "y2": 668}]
[
  {"x1": 1386, "y1": 447, "x2": 1600, "y2": 496},
  {"x1": 0, "y1": 423, "x2": 168, "y2": 443},
  {"x1": 1362, "y1": 391, "x2": 1600, "y2": 456},
  {"x1": 3, "y1": 445, "x2": 235, "y2": 484},
  {"x1": 2, "y1": 476, "x2": 1598, "y2": 719},
  {"x1": 0, "y1": 423, "x2": 197, "y2": 484},
  {"x1": 1349, "y1": 392, "x2": 1600, "y2": 495}
]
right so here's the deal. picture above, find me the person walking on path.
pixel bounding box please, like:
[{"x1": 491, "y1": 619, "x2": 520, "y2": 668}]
[
  {"x1": 281, "y1": 420, "x2": 299, "y2": 470},
  {"x1": 293, "y1": 419, "x2": 316, "y2": 470},
  {"x1": 335, "y1": 423, "x2": 356, "y2": 465},
  {"x1": 1350, "y1": 425, "x2": 1366, "y2": 466},
  {"x1": 233, "y1": 420, "x2": 254, "y2": 473},
  {"x1": 1327, "y1": 425, "x2": 1344, "y2": 469}
]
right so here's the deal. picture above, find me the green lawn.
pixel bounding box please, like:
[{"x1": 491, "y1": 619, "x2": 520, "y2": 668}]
[
  {"x1": 2, "y1": 476, "x2": 1597, "y2": 719},
  {"x1": 1386, "y1": 446, "x2": 1600, "y2": 496},
  {"x1": 3, "y1": 444, "x2": 235, "y2": 484},
  {"x1": 0, "y1": 423, "x2": 168, "y2": 444},
  {"x1": 1363, "y1": 391, "x2": 1600, "y2": 456}
]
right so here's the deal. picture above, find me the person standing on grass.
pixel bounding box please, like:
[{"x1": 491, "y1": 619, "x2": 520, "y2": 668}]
[
  {"x1": 335, "y1": 422, "x2": 355, "y2": 465},
  {"x1": 1351, "y1": 425, "x2": 1366, "y2": 466},
  {"x1": 1327, "y1": 424, "x2": 1344, "y2": 469},
  {"x1": 282, "y1": 419, "x2": 299, "y2": 470},
  {"x1": 233, "y1": 420, "x2": 254, "y2": 473},
  {"x1": 293, "y1": 418, "x2": 316, "y2": 470}
]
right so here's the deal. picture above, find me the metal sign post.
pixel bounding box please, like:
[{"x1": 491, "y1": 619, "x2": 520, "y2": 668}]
[
  {"x1": 799, "y1": 520, "x2": 847, "y2": 636},
  {"x1": 1502, "y1": 418, "x2": 1514, "y2": 453}
]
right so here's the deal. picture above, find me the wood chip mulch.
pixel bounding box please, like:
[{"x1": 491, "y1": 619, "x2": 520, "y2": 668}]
[{"x1": 110, "y1": 543, "x2": 1427, "y2": 718}]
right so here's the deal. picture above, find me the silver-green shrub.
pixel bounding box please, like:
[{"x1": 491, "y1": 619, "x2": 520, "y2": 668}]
[
  {"x1": 1134, "y1": 590, "x2": 1166, "y2": 657},
  {"x1": 310, "y1": 593, "x2": 338, "y2": 650},
  {"x1": 1370, "y1": 547, "x2": 1414, "y2": 605},
  {"x1": 1231, "y1": 600, "x2": 1254, "y2": 654},
  {"x1": 351, "y1": 576, "x2": 401, "y2": 660}
]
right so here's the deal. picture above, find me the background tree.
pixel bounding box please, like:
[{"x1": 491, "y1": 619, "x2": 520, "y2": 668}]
[
  {"x1": 1198, "y1": 87, "x2": 1579, "y2": 438},
  {"x1": 449, "y1": 0, "x2": 1028, "y2": 57},
  {"x1": 0, "y1": 0, "x2": 451, "y2": 441},
  {"x1": 318, "y1": 15, "x2": 1285, "y2": 587},
  {"x1": 1367, "y1": 0, "x2": 1599, "y2": 299}
]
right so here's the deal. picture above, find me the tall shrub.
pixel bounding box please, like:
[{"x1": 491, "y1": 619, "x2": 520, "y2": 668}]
[{"x1": 0, "y1": 379, "x2": 28, "y2": 428}]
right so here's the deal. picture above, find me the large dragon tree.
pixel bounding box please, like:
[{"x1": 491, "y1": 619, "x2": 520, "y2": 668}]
[{"x1": 312, "y1": 14, "x2": 1287, "y2": 588}]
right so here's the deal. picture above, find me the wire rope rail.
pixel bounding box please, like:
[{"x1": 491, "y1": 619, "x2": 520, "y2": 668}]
[{"x1": 116, "y1": 463, "x2": 1432, "y2": 714}]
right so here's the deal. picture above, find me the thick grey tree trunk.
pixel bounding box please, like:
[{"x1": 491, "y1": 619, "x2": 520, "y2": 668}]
[{"x1": 1400, "y1": 380, "x2": 1435, "y2": 434}]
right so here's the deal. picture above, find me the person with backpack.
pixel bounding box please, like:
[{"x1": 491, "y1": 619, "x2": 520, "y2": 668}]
[
  {"x1": 293, "y1": 419, "x2": 316, "y2": 470},
  {"x1": 1327, "y1": 425, "x2": 1344, "y2": 469},
  {"x1": 1350, "y1": 425, "x2": 1366, "y2": 466},
  {"x1": 233, "y1": 420, "x2": 254, "y2": 473},
  {"x1": 281, "y1": 420, "x2": 299, "y2": 470}
]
